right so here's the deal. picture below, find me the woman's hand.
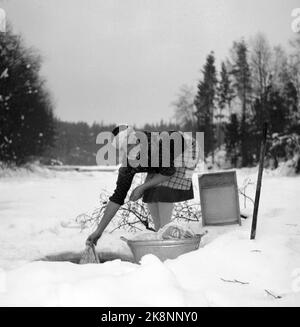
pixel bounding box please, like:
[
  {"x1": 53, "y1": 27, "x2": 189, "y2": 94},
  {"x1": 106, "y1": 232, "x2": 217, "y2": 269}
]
[
  {"x1": 129, "y1": 185, "x2": 145, "y2": 201},
  {"x1": 86, "y1": 229, "x2": 102, "y2": 246},
  {"x1": 85, "y1": 201, "x2": 121, "y2": 247}
]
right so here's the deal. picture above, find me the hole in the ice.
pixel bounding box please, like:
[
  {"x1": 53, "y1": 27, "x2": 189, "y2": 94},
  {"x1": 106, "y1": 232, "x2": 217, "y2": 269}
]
[{"x1": 39, "y1": 251, "x2": 134, "y2": 264}]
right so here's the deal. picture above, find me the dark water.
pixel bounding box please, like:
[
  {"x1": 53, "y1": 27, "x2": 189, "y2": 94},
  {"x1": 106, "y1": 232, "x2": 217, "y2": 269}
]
[{"x1": 39, "y1": 251, "x2": 134, "y2": 264}]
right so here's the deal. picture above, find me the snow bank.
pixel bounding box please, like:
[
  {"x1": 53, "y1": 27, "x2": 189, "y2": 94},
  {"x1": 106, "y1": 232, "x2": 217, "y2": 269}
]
[
  {"x1": 0, "y1": 255, "x2": 191, "y2": 307},
  {"x1": 0, "y1": 163, "x2": 54, "y2": 178}
]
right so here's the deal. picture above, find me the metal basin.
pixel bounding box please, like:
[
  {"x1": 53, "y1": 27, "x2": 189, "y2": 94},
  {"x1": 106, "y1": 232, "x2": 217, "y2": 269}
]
[{"x1": 122, "y1": 234, "x2": 203, "y2": 263}]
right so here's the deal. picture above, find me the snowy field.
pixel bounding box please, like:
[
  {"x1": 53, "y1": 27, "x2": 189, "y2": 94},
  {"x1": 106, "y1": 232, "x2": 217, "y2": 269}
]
[{"x1": 0, "y1": 165, "x2": 300, "y2": 306}]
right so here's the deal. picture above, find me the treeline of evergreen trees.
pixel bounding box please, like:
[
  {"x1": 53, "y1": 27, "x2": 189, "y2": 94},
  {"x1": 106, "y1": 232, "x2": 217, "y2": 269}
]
[
  {"x1": 47, "y1": 120, "x2": 115, "y2": 165},
  {"x1": 0, "y1": 25, "x2": 55, "y2": 165},
  {"x1": 45, "y1": 119, "x2": 181, "y2": 165},
  {"x1": 174, "y1": 33, "x2": 300, "y2": 168}
]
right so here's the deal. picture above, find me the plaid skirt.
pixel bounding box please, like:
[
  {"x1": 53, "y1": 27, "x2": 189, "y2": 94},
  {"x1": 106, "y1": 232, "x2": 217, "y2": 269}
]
[{"x1": 142, "y1": 167, "x2": 194, "y2": 203}]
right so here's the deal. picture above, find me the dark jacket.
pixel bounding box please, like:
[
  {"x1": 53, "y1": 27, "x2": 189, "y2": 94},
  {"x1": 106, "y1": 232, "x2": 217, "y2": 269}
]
[{"x1": 109, "y1": 131, "x2": 184, "y2": 205}]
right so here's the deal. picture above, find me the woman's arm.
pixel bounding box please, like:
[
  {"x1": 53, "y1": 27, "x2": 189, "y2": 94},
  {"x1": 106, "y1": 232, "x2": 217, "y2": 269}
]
[
  {"x1": 142, "y1": 173, "x2": 170, "y2": 190},
  {"x1": 86, "y1": 166, "x2": 135, "y2": 246},
  {"x1": 129, "y1": 173, "x2": 171, "y2": 201},
  {"x1": 86, "y1": 201, "x2": 120, "y2": 245}
]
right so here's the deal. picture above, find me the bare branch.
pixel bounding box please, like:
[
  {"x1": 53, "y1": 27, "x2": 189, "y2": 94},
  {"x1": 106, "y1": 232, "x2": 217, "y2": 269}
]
[
  {"x1": 265, "y1": 289, "x2": 282, "y2": 299},
  {"x1": 220, "y1": 278, "x2": 250, "y2": 285}
]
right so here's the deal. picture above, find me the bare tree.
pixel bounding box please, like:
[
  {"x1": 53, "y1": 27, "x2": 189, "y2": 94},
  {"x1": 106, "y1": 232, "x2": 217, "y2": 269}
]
[
  {"x1": 172, "y1": 84, "x2": 197, "y2": 130},
  {"x1": 271, "y1": 45, "x2": 290, "y2": 90},
  {"x1": 250, "y1": 33, "x2": 272, "y2": 100}
]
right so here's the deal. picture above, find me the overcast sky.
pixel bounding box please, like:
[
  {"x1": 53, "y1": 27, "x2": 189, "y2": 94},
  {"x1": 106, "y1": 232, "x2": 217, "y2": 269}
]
[{"x1": 1, "y1": 0, "x2": 299, "y2": 126}]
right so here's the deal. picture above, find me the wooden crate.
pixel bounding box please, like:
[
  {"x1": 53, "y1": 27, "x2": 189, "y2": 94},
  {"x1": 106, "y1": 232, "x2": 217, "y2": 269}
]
[{"x1": 198, "y1": 171, "x2": 241, "y2": 226}]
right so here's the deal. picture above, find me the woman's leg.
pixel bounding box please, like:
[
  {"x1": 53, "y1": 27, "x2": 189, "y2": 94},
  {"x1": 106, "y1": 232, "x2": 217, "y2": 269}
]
[
  {"x1": 147, "y1": 203, "x2": 161, "y2": 231},
  {"x1": 158, "y1": 202, "x2": 174, "y2": 228}
]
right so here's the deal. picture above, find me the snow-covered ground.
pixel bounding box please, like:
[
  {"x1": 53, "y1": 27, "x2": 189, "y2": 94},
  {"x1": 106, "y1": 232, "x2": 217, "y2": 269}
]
[{"x1": 0, "y1": 166, "x2": 300, "y2": 306}]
